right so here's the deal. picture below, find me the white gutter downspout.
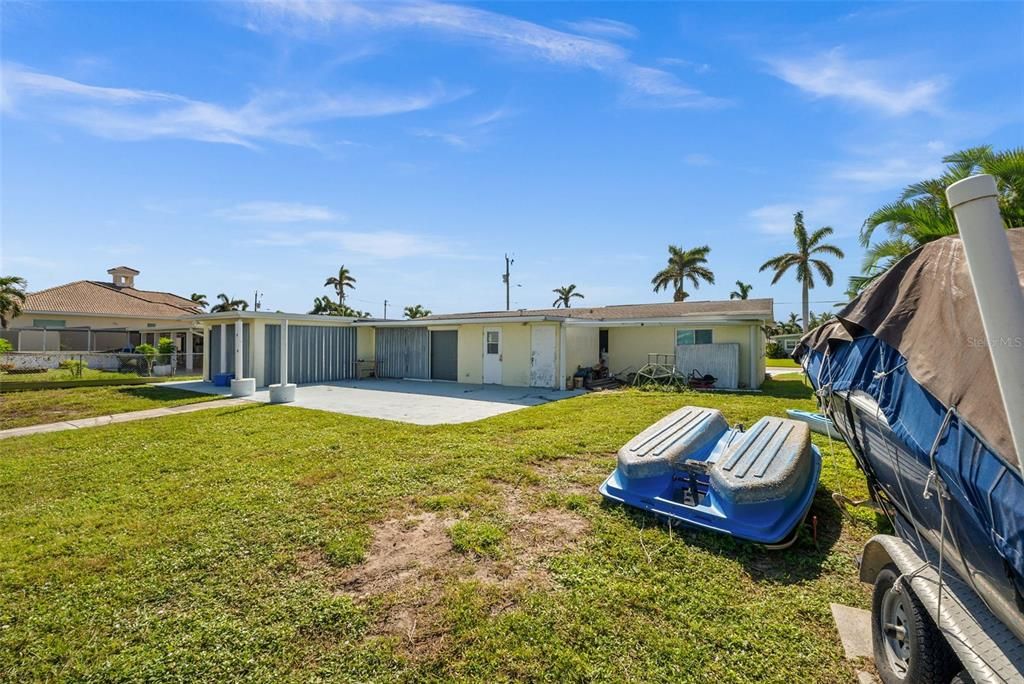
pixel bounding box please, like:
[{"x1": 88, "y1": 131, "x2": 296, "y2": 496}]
[{"x1": 947, "y1": 174, "x2": 1024, "y2": 473}]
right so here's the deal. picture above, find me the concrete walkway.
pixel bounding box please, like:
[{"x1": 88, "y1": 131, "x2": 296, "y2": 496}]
[
  {"x1": 168, "y1": 378, "x2": 586, "y2": 425},
  {"x1": 0, "y1": 397, "x2": 250, "y2": 440}
]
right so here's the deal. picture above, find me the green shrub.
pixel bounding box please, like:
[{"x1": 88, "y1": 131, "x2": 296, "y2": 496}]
[
  {"x1": 765, "y1": 342, "x2": 790, "y2": 359},
  {"x1": 156, "y1": 337, "x2": 175, "y2": 365},
  {"x1": 0, "y1": 338, "x2": 12, "y2": 354},
  {"x1": 58, "y1": 359, "x2": 88, "y2": 377},
  {"x1": 135, "y1": 343, "x2": 156, "y2": 375}
]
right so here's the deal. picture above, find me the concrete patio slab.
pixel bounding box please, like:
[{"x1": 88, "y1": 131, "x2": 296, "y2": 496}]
[
  {"x1": 831, "y1": 602, "x2": 873, "y2": 659},
  {"x1": 167, "y1": 378, "x2": 586, "y2": 425}
]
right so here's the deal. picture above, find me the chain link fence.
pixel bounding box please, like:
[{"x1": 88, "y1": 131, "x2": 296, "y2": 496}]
[{"x1": 1, "y1": 351, "x2": 203, "y2": 381}]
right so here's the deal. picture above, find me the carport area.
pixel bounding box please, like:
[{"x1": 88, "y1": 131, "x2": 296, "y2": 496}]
[{"x1": 168, "y1": 378, "x2": 585, "y2": 425}]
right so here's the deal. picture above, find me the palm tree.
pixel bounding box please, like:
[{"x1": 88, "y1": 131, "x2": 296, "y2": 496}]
[
  {"x1": 551, "y1": 284, "x2": 584, "y2": 308},
  {"x1": 760, "y1": 211, "x2": 844, "y2": 332},
  {"x1": 190, "y1": 293, "x2": 208, "y2": 310},
  {"x1": 310, "y1": 296, "x2": 339, "y2": 315},
  {"x1": 729, "y1": 281, "x2": 753, "y2": 300},
  {"x1": 324, "y1": 265, "x2": 356, "y2": 305},
  {"x1": 651, "y1": 245, "x2": 715, "y2": 301},
  {"x1": 855, "y1": 146, "x2": 1024, "y2": 294},
  {"x1": 404, "y1": 304, "x2": 432, "y2": 319},
  {"x1": 784, "y1": 313, "x2": 801, "y2": 334},
  {"x1": 0, "y1": 275, "x2": 28, "y2": 329},
  {"x1": 210, "y1": 293, "x2": 248, "y2": 313}
]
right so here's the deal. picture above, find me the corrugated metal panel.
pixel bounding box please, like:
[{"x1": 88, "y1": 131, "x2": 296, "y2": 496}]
[
  {"x1": 675, "y1": 343, "x2": 739, "y2": 389},
  {"x1": 376, "y1": 327, "x2": 429, "y2": 379},
  {"x1": 264, "y1": 325, "x2": 356, "y2": 385},
  {"x1": 265, "y1": 324, "x2": 281, "y2": 385},
  {"x1": 430, "y1": 330, "x2": 458, "y2": 381},
  {"x1": 209, "y1": 323, "x2": 250, "y2": 377}
]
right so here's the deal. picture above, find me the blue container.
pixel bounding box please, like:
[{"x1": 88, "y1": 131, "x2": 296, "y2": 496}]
[{"x1": 213, "y1": 372, "x2": 235, "y2": 387}]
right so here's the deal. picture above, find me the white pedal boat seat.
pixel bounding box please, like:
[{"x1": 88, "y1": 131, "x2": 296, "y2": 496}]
[
  {"x1": 710, "y1": 416, "x2": 813, "y2": 507},
  {"x1": 616, "y1": 406, "x2": 729, "y2": 479}
]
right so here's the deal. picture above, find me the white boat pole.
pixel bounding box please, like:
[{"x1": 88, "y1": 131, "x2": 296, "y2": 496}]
[{"x1": 947, "y1": 174, "x2": 1024, "y2": 471}]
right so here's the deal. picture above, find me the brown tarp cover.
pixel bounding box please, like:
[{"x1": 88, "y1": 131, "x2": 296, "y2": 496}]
[{"x1": 798, "y1": 228, "x2": 1024, "y2": 465}]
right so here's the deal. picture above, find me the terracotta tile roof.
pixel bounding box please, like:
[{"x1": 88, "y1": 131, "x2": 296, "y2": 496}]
[
  {"x1": 419, "y1": 299, "x2": 773, "y2": 322},
  {"x1": 23, "y1": 280, "x2": 199, "y2": 318}
]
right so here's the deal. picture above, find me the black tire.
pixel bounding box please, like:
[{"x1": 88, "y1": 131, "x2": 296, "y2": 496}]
[
  {"x1": 950, "y1": 671, "x2": 976, "y2": 684},
  {"x1": 871, "y1": 564, "x2": 960, "y2": 683}
]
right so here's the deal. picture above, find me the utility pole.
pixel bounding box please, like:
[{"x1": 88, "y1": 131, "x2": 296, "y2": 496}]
[
  {"x1": 503, "y1": 253, "x2": 514, "y2": 311},
  {"x1": 253, "y1": 290, "x2": 262, "y2": 311},
  {"x1": 383, "y1": 299, "x2": 388, "y2": 320}
]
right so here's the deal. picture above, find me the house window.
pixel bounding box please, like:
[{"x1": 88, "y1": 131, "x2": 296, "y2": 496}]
[
  {"x1": 33, "y1": 319, "x2": 66, "y2": 328},
  {"x1": 486, "y1": 331, "x2": 499, "y2": 354},
  {"x1": 676, "y1": 329, "x2": 712, "y2": 345}
]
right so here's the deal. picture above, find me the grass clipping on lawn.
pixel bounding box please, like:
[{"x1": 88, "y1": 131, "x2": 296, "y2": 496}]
[{"x1": 0, "y1": 376, "x2": 880, "y2": 682}]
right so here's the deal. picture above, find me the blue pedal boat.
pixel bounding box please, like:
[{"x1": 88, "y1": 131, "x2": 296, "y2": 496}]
[{"x1": 599, "y1": 407, "x2": 822, "y2": 546}]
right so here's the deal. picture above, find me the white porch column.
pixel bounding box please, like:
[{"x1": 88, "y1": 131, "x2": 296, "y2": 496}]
[
  {"x1": 230, "y1": 319, "x2": 255, "y2": 397},
  {"x1": 269, "y1": 318, "x2": 296, "y2": 403},
  {"x1": 185, "y1": 330, "x2": 194, "y2": 370},
  {"x1": 219, "y1": 324, "x2": 227, "y2": 374},
  {"x1": 559, "y1": 322, "x2": 567, "y2": 391}
]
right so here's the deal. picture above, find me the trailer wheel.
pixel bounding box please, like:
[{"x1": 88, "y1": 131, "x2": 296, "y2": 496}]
[{"x1": 872, "y1": 564, "x2": 959, "y2": 683}]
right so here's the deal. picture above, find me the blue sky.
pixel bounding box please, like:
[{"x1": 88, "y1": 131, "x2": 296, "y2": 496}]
[{"x1": 2, "y1": 1, "x2": 1022, "y2": 320}]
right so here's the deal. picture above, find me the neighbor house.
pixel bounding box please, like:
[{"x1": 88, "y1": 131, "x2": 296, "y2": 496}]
[
  {"x1": 3, "y1": 267, "x2": 203, "y2": 366},
  {"x1": 195, "y1": 298, "x2": 772, "y2": 390}
]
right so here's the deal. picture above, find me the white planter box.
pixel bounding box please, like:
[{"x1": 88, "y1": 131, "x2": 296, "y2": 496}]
[{"x1": 152, "y1": 364, "x2": 174, "y2": 377}]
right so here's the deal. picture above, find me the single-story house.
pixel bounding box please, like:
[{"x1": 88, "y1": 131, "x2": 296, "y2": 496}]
[
  {"x1": 195, "y1": 299, "x2": 772, "y2": 391},
  {"x1": 3, "y1": 266, "x2": 203, "y2": 367},
  {"x1": 770, "y1": 332, "x2": 803, "y2": 354}
]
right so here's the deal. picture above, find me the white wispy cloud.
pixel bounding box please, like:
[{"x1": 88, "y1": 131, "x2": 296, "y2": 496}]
[
  {"x1": 766, "y1": 48, "x2": 945, "y2": 116},
  {"x1": 250, "y1": 229, "x2": 468, "y2": 259},
  {"x1": 657, "y1": 57, "x2": 711, "y2": 75},
  {"x1": 683, "y1": 153, "x2": 714, "y2": 166},
  {"x1": 1, "y1": 62, "x2": 463, "y2": 148},
  {"x1": 247, "y1": 1, "x2": 724, "y2": 109},
  {"x1": 831, "y1": 141, "x2": 947, "y2": 188},
  {"x1": 749, "y1": 198, "x2": 844, "y2": 236},
  {"x1": 411, "y1": 105, "x2": 518, "y2": 149},
  {"x1": 562, "y1": 18, "x2": 639, "y2": 40},
  {"x1": 217, "y1": 201, "x2": 340, "y2": 223}
]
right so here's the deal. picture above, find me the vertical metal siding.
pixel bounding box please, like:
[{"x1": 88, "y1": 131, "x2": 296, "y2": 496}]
[
  {"x1": 375, "y1": 327, "x2": 429, "y2": 379},
  {"x1": 265, "y1": 325, "x2": 356, "y2": 384},
  {"x1": 675, "y1": 343, "x2": 740, "y2": 389},
  {"x1": 265, "y1": 324, "x2": 281, "y2": 385},
  {"x1": 208, "y1": 323, "x2": 250, "y2": 377}
]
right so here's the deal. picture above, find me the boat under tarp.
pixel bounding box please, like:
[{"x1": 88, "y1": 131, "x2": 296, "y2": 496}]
[
  {"x1": 599, "y1": 406, "x2": 821, "y2": 546},
  {"x1": 797, "y1": 228, "x2": 1024, "y2": 644}
]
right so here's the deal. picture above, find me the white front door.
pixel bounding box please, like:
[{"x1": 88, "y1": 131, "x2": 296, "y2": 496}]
[
  {"x1": 530, "y1": 325, "x2": 557, "y2": 388},
  {"x1": 483, "y1": 328, "x2": 502, "y2": 384}
]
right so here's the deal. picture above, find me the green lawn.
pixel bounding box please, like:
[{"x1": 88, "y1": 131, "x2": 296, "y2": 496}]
[
  {"x1": 1, "y1": 367, "x2": 202, "y2": 384},
  {"x1": 1, "y1": 378, "x2": 879, "y2": 682},
  {"x1": 0, "y1": 385, "x2": 217, "y2": 430},
  {"x1": 765, "y1": 356, "x2": 800, "y2": 368}
]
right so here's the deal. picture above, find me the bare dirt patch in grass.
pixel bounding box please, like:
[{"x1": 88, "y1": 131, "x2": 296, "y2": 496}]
[{"x1": 319, "y1": 468, "x2": 593, "y2": 656}]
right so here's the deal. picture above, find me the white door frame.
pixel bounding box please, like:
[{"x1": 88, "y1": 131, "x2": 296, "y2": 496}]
[{"x1": 483, "y1": 327, "x2": 502, "y2": 384}]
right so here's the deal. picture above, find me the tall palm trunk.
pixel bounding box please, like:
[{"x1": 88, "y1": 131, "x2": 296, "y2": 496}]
[{"x1": 801, "y1": 280, "x2": 810, "y2": 333}]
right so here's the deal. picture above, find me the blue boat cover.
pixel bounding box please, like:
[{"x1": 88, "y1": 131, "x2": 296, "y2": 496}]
[{"x1": 803, "y1": 335, "x2": 1024, "y2": 577}]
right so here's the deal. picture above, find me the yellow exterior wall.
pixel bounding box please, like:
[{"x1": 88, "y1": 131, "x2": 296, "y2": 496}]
[
  {"x1": 605, "y1": 323, "x2": 764, "y2": 389},
  {"x1": 455, "y1": 321, "x2": 562, "y2": 387},
  {"x1": 356, "y1": 326, "x2": 375, "y2": 364},
  {"x1": 566, "y1": 326, "x2": 600, "y2": 376}
]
